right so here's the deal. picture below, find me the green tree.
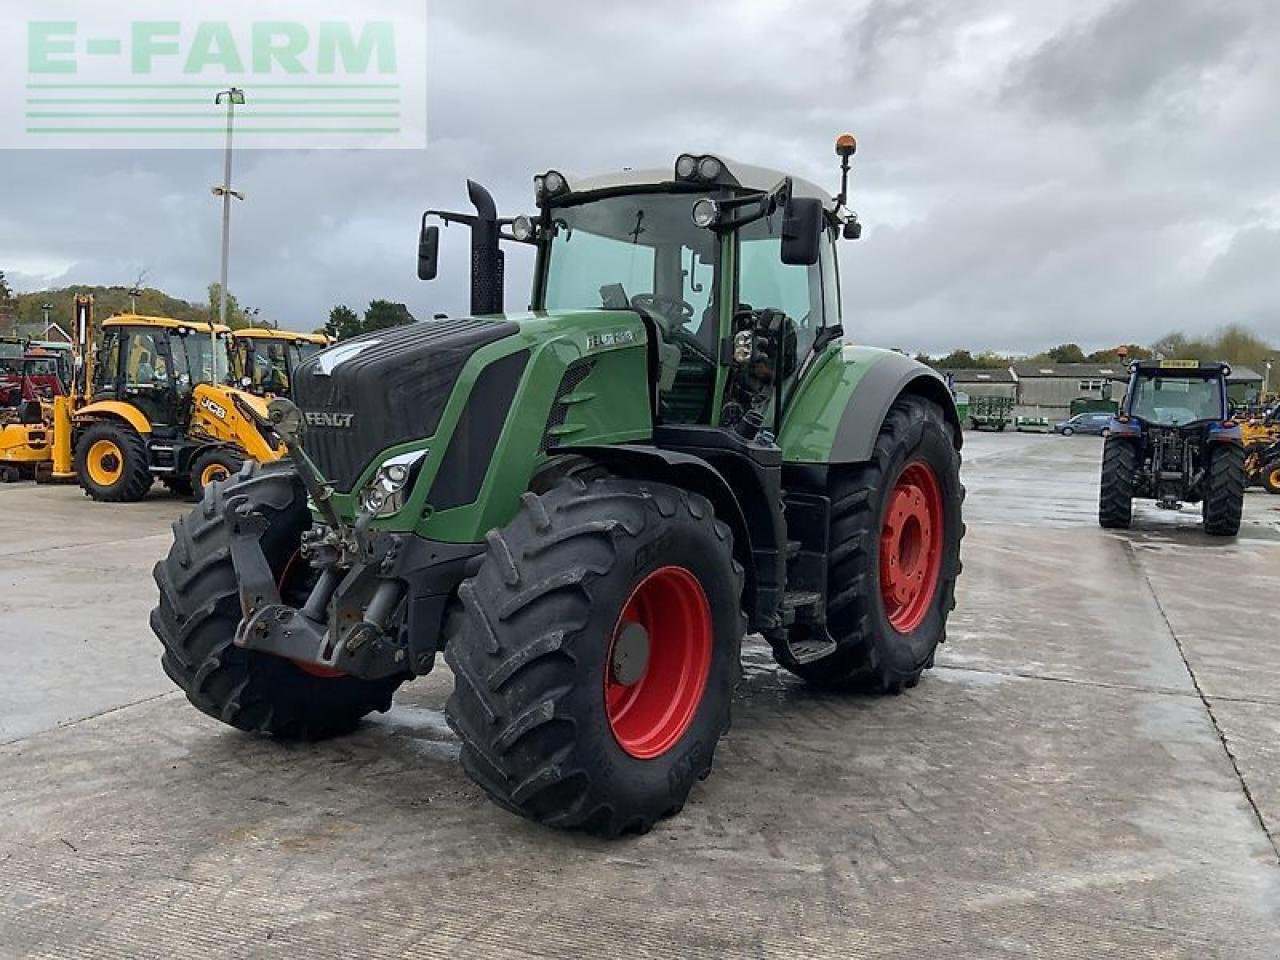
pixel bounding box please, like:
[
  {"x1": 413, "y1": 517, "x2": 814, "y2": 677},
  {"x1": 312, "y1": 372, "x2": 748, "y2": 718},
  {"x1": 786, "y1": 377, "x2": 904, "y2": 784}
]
[
  {"x1": 207, "y1": 282, "x2": 248, "y2": 329},
  {"x1": 1043, "y1": 343, "x2": 1087, "y2": 364},
  {"x1": 325, "y1": 304, "x2": 361, "y2": 341},
  {"x1": 934, "y1": 349, "x2": 977, "y2": 369},
  {"x1": 363, "y1": 299, "x2": 415, "y2": 332}
]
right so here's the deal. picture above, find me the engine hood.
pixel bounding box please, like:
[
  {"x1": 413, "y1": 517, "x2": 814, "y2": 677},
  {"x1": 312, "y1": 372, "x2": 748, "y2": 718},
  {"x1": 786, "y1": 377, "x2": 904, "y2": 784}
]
[{"x1": 293, "y1": 317, "x2": 520, "y2": 491}]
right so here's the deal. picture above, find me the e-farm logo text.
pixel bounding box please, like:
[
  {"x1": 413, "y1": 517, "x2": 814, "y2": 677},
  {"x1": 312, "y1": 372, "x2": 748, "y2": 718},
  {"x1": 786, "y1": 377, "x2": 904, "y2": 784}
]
[{"x1": 2, "y1": 1, "x2": 427, "y2": 149}]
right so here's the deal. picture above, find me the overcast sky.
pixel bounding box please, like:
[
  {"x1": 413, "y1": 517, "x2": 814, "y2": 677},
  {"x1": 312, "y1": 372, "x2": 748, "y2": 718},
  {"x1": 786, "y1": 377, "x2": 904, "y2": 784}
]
[{"x1": 2, "y1": 0, "x2": 1278, "y2": 355}]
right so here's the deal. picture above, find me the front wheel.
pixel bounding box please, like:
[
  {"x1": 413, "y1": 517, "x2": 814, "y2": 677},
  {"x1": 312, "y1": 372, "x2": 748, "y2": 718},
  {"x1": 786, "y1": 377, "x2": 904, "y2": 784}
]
[
  {"x1": 444, "y1": 476, "x2": 745, "y2": 837},
  {"x1": 1264, "y1": 460, "x2": 1280, "y2": 496},
  {"x1": 191, "y1": 446, "x2": 245, "y2": 501},
  {"x1": 1061, "y1": 427, "x2": 1075, "y2": 436},
  {"x1": 151, "y1": 462, "x2": 403, "y2": 740},
  {"x1": 774, "y1": 395, "x2": 965, "y2": 693}
]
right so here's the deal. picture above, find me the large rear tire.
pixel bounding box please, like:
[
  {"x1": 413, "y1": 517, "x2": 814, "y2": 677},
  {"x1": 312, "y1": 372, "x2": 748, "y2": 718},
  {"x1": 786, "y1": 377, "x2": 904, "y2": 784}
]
[
  {"x1": 75, "y1": 421, "x2": 153, "y2": 502},
  {"x1": 444, "y1": 476, "x2": 745, "y2": 837},
  {"x1": 151, "y1": 461, "x2": 403, "y2": 740},
  {"x1": 774, "y1": 395, "x2": 964, "y2": 693},
  {"x1": 1099, "y1": 438, "x2": 1137, "y2": 530},
  {"x1": 1202, "y1": 444, "x2": 1245, "y2": 537}
]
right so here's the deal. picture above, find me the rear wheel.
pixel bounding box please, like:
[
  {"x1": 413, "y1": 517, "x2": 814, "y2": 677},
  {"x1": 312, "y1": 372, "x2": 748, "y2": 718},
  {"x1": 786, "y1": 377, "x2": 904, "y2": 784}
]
[
  {"x1": 1099, "y1": 438, "x2": 1137, "y2": 529},
  {"x1": 191, "y1": 447, "x2": 245, "y2": 501},
  {"x1": 75, "y1": 421, "x2": 152, "y2": 502},
  {"x1": 1203, "y1": 444, "x2": 1245, "y2": 537},
  {"x1": 774, "y1": 396, "x2": 964, "y2": 692},
  {"x1": 151, "y1": 461, "x2": 403, "y2": 740},
  {"x1": 444, "y1": 476, "x2": 745, "y2": 837}
]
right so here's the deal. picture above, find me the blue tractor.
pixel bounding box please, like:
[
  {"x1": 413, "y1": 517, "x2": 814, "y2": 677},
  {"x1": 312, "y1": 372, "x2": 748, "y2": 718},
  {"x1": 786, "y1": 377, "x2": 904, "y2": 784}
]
[{"x1": 1099, "y1": 360, "x2": 1245, "y2": 536}]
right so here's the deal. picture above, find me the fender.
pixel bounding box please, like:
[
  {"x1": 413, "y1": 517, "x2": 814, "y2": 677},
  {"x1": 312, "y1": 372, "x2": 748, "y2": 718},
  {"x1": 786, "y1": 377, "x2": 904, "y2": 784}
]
[
  {"x1": 74, "y1": 400, "x2": 152, "y2": 435},
  {"x1": 560, "y1": 443, "x2": 761, "y2": 626},
  {"x1": 780, "y1": 344, "x2": 961, "y2": 465}
]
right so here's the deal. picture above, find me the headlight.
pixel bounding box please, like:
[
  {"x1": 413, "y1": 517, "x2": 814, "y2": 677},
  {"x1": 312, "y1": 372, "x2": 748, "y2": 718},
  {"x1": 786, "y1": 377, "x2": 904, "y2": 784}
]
[
  {"x1": 360, "y1": 449, "x2": 428, "y2": 518},
  {"x1": 544, "y1": 171, "x2": 567, "y2": 195},
  {"x1": 675, "y1": 154, "x2": 699, "y2": 180},
  {"x1": 698, "y1": 156, "x2": 723, "y2": 181},
  {"x1": 511, "y1": 215, "x2": 536, "y2": 241}
]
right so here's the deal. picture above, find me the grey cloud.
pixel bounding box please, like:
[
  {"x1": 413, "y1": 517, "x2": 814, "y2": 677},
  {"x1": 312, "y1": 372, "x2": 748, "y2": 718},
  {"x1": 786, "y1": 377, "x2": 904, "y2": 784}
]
[{"x1": 1, "y1": 0, "x2": 1278, "y2": 354}]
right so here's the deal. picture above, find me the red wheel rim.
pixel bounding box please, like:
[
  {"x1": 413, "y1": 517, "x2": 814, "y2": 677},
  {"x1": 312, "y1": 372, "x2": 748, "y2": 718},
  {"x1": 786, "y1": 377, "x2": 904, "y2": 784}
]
[
  {"x1": 278, "y1": 550, "x2": 345, "y2": 679},
  {"x1": 879, "y1": 461, "x2": 945, "y2": 634},
  {"x1": 605, "y1": 566, "x2": 713, "y2": 760}
]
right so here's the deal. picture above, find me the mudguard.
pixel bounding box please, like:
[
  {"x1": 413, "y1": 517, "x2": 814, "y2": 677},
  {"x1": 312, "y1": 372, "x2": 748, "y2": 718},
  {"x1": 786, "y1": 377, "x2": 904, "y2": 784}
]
[
  {"x1": 780, "y1": 344, "x2": 961, "y2": 464},
  {"x1": 74, "y1": 400, "x2": 152, "y2": 435}
]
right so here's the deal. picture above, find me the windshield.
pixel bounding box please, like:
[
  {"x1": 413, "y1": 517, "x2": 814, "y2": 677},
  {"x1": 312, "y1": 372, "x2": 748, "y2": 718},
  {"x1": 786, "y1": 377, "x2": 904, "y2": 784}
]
[
  {"x1": 174, "y1": 332, "x2": 231, "y2": 386},
  {"x1": 1129, "y1": 375, "x2": 1224, "y2": 425},
  {"x1": 543, "y1": 192, "x2": 719, "y2": 351}
]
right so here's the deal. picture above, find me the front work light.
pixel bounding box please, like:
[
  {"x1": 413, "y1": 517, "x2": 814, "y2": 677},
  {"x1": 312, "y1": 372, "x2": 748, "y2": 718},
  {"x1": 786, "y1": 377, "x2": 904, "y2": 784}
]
[
  {"x1": 691, "y1": 198, "x2": 721, "y2": 228},
  {"x1": 675, "y1": 154, "x2": 699, "y2": 180},
  {"x1": 511, "y1": 215, "x2": 536, "y2": 241}
]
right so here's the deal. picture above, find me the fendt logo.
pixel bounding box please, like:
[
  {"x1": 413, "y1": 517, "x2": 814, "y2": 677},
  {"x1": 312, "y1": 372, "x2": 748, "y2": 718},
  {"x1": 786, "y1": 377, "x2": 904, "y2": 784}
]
[
  {"x1": 304, "y1": 410, "x2": 355, "y2": 429},
  {"x1": 3, "y1": 1, "x2": 428, "y2": 150}
]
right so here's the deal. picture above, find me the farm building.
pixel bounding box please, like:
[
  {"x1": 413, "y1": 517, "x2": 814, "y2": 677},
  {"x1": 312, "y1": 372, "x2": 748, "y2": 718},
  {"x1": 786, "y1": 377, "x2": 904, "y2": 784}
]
[
  {"x1": 939, "y1": 368, "x2": 1018, "y2": 400},
  {"x1": 1010, "y1": 363, "x2": 1130, "y2": 420}
]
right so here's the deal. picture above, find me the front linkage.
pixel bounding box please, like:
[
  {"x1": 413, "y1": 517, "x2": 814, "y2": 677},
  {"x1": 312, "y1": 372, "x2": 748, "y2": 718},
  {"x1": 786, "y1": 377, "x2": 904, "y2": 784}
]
[{"x1": 230, "y1": 398, "x2": 478, "y2": 680}]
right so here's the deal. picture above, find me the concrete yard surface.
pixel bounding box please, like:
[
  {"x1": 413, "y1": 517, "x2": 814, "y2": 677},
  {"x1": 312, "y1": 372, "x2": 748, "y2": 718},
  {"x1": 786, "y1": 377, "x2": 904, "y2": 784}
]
[{"x1": 1, "y1": 433, "x2": 1278, "y2": 958}]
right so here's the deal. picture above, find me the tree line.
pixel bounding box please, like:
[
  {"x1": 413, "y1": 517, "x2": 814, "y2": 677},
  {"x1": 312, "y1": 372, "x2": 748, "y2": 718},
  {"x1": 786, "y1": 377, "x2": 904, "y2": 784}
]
[{"x1": 917, "y1": 324, "x2": 1274, "y2": 371}]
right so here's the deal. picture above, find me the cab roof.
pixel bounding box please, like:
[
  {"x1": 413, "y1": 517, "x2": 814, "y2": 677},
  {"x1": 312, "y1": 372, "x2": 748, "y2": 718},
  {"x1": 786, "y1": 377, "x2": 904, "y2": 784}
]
[
  {"x1": 102, "y1": 314, "x2": 231, "y2": 335},
  {"x1": 557, "y1": 159, "x2": 832, "y2": 204},
  {"x1": 233, "y1": 327, "x2": 331, "y2": 344}
]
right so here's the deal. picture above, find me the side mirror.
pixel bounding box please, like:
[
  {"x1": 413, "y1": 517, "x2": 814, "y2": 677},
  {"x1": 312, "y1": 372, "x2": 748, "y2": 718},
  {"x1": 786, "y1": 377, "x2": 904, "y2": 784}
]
[
  {"x1": 781, "y1": 197, "x2": 823, "y2": 266},
  {"x1": 417, "y1": 221, "x2": 440, "y2": 281}
]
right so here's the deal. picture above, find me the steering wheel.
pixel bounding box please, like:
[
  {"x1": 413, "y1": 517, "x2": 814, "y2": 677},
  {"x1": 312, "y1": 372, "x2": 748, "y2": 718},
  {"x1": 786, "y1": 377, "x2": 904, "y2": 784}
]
[
  {"x1": 631, "y1": 293, "x2": 694, "y2": 323},
  {"x1": 629, "y1": 294, "x2": 715, "y2": 363}
]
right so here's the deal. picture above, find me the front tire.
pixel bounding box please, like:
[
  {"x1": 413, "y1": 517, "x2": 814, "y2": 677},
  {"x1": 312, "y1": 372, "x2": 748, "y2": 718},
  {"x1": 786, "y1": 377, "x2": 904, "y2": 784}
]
[
  {"x1": 191, "y1": 446, "x2": 245, "y2": 501},
  {"x1": 774, "y1": 395, "x2": 964, "y2": 693},
  {"x1": 75, "y1": 421, "x2": 152, "y2": 502},
  {"x1": 1264, "y1": 459, "x2": 1280, "y2": 496},
  {"x1": 151, "y1": 462, "x2": 403, "y2": 740},
  {"x1": 1202, "y1": 444, "x2": 1245, "y2": 537},
  {"x1": 444, "y1": 476, "x2": 745, "y2": 837}
]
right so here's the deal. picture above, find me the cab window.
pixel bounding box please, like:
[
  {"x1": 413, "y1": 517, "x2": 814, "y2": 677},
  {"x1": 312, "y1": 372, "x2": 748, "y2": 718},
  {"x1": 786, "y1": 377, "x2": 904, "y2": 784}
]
[
  {"x1": 94, "y1": 332, "x2": 121, "y2": 393},
  {"x1": 738, "y1": 210, "x2": 829, "y2": 366}
]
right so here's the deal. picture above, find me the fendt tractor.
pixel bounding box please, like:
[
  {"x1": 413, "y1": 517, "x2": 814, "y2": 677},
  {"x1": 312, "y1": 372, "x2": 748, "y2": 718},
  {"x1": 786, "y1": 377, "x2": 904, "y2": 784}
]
[
  {"x1": 153, "y1": 138, "x2": 966, "y2": 836},
  {"x1": 68, "y1": 297, "x2": 285, "y2": 501},
  {"x1": 231, "y1": 328, "x2": 332, "y2": 398},
  {"x1": 1099, "y1": 360, "x2": 1246, "y2": 536}
]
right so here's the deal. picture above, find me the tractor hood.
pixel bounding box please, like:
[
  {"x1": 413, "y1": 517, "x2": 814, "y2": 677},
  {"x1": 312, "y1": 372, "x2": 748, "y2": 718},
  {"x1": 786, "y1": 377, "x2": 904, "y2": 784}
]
[{"x1": 293, "y1": 316, "x2": 520, "y2": 492}]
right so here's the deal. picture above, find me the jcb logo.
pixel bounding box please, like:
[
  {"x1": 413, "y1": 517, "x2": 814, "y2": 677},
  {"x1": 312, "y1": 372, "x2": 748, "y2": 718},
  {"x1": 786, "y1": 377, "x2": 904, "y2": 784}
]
[
  {"x1": 304, "y1": 410, "x2": 355, "y2": 429},
  {"x1": 201, "y1": 397, "x2": 228, "y2": 421}
]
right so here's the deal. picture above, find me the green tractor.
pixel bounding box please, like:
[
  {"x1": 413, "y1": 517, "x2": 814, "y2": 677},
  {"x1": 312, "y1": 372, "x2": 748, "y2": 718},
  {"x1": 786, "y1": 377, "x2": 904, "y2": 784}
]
[{"x1": 152, "y1": 137, "x2": 965, "y2": 836}]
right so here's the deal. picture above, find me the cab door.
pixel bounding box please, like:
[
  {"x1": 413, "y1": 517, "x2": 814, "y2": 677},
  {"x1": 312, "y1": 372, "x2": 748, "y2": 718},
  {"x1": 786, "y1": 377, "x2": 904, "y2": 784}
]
[{"x1": 119, "y1": 327, "x2": 179, "y2": 427}]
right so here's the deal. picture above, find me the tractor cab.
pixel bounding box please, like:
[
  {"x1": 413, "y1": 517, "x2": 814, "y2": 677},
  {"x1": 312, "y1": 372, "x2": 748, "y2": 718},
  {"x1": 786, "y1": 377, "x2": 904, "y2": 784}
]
[
  {"x1": 91, "y1": 316, "x2": 232, "y2": 428},
  {"x1": 1120, "y1": 360, "x2": 1231, "y2": 428},
  {"x1": 418, "y1": 150, "x2": 860, "y2": 440},
  {"x1": 231, "y1": 328, "x2": 332, "y2": 398}
]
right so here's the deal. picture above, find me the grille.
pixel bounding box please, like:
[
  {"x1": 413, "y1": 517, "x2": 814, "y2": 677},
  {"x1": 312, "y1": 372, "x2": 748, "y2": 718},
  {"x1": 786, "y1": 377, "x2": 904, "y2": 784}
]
[{"x1": 541, "y1": 359, "x2": 596, "y2": 453}]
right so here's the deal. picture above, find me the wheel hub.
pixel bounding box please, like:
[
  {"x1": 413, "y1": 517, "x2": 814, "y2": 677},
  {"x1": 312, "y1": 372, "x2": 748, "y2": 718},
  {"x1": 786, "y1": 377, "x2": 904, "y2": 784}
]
[
  {"x1": 604, "y1": 565, "x2": 713, "y2": 760},
  {"x1": 611, "y1": 622, "x2": 651, "y2": 686},
  {"x1": 879, "y1": 461, "x2": 945, "y2": 634}
]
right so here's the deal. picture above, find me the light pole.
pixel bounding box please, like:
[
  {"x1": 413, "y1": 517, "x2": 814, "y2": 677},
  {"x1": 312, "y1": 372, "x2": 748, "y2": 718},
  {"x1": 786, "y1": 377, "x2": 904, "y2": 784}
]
[
  {"x1": 1265, "y1": 358, "x2": 1273, "y2": 399},
  {"x1": 212, "y1": 87, "x2": 246, "y2": 381}
]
